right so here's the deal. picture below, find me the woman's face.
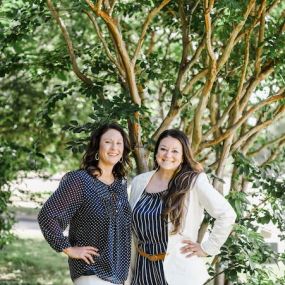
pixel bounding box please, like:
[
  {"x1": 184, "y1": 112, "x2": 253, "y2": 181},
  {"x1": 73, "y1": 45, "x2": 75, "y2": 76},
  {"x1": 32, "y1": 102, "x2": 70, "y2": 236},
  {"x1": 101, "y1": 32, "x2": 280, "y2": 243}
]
[
  {"x1": 98, "y1": 128, "x2": 124, "y2": 167},
  {"x1": 156, "y1": 136, "x2": 183, "y2": 171}
]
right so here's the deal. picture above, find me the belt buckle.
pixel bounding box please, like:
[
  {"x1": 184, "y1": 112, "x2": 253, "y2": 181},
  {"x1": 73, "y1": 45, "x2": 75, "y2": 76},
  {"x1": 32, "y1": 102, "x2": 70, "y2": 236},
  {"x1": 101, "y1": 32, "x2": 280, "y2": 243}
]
[{"x1": 150, "y1": 254, "x2": 158, "y2": 261}]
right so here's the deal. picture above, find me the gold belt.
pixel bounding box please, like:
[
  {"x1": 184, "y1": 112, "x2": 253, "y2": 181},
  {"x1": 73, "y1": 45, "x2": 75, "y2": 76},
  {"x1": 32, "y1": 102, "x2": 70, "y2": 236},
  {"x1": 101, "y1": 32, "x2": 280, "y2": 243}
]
[{"x1": 137, "y1": 246, "x2": 166, "y2": 262}]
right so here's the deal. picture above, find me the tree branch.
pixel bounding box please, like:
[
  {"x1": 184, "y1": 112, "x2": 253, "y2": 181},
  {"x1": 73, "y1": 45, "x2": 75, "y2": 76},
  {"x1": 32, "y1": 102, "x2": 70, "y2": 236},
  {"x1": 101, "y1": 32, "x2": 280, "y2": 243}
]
[
  {"x1": 239, "y1": 61, "x2": 275, "y2": 112},
  {"x1": 175, "y1": 0, "x2": 191, "y2": 90},
  {"x1": 182, "y1": 69, "x2": 208, "y2": 94},
  {"x1": 181, "y1": 36, "x2": 207, "y2": 93},
  {"x1": 234, "y1": 2, "x2": 283, "y2": 53},
  {"x1": 85, "y1": 0, "x2": 150, "y2": 173},
  {"x1": 199, "y1": 92, "x2": 285, "y2": 151},
  {"x1": 204, "y1": 0, "x2": 216, "y2": 62},
  {"x1": 148, "y1": 1, "x2": 203, "y2": 142},
  {"x1": 46, "y1": 0, "x2": 93, "y2": 85},
  {"x1": 254, "y1": 0, "x2": 266, "y2": 75},
  {"x1": 230, "y1": 105, "x2": 285, "y2": 153},
  {"x1": 203, "y1": 61, "x2": 275, "y2": 141},
  {"x1": 83, "y1": 10, "x2": 125, "y2": 77},
  {"x1": 260, "y1": 138, "x2": 285, "y2": 166},
  {"x1": 267, "y1": 0, "x2": 281, "y2": 14},
  {"x1": 108, "y1": 0, "x2": 117, "y2": 16},
  {"x1": 191, "y1": 0, "x2": 217, "y2": 152},
  {"x1": 233, "y1": 30, "x2": 251, "y2": 117},
  {"x1": 85, "y1": 0, "x2": 141, "y2": 105},
  {"x1": 216, "y1": 0, "x2": 255, "y2": 72},
  {"x1": 97, "y1": 0, "x2": 104, "y2": 11},
  {"x1": 132, "y1": 0, "x2": 171, "y2": 65},
  {"x1": 248, "y1": 133, "x2": 285, "y2": 156}
]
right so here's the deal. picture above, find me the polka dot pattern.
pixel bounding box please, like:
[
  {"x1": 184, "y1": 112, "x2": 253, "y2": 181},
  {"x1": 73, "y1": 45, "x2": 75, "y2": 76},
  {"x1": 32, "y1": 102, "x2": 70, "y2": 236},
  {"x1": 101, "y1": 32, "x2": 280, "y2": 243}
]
[{"x1": 38, "y1": 170, "x2": 131, "y2": 283}]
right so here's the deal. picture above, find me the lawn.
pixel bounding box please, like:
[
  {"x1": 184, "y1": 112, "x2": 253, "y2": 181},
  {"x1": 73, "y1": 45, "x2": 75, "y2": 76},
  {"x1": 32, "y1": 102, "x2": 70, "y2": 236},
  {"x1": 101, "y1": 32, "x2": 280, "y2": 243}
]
[{"x1": 0, "y1": 238, "x2": 71, "y2": 285}]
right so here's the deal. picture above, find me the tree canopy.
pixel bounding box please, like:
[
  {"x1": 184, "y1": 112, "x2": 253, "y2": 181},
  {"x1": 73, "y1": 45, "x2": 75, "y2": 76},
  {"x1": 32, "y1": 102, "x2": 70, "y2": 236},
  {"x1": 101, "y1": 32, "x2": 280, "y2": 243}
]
[{"x1": 1, "y1": 0, "x2": 285, "y2": 284}]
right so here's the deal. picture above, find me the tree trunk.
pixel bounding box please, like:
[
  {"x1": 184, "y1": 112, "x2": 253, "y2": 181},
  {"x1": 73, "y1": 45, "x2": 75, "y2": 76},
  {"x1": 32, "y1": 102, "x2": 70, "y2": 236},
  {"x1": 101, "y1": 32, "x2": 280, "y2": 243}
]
[{"x1": 214, "y1": 263, "x2": 225, "y2": 285}]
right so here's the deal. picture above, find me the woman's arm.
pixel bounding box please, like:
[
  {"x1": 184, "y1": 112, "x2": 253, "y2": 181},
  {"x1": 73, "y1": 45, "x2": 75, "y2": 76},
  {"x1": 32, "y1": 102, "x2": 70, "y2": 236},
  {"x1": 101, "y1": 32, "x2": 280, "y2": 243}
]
[
  {"x1": 38, "y1": 171, "x2": 84, "y2": 252},
  {"x1": 195, "y1": 172, "x2": 236, "y2": 256}
]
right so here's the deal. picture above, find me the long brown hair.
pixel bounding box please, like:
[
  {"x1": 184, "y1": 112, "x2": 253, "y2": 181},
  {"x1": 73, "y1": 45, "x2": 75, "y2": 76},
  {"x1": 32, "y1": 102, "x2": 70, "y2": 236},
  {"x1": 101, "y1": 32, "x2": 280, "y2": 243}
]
[
  {"x1": 154, "y1": 129, "x2": 203, "y2": 234},
  {"x1": 81, "y1": 122, "x2": 131, "y2": 178}
]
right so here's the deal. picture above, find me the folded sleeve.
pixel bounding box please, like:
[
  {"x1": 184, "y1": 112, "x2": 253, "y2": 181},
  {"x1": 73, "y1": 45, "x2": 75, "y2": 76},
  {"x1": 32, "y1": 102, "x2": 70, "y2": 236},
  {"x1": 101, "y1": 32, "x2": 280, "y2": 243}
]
[
  {"x1": 195, "y1": 172, "x2": 236, "y2": 256},
  {"x1": 38, "y1": 171, "x2": 84, "y2": 252}
]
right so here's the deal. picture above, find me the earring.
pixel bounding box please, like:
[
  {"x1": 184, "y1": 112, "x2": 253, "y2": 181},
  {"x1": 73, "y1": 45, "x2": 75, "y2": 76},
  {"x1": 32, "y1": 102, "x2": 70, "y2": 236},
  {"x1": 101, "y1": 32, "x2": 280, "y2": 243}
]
[
  {"x1": 119, "y1": 157, "x2": 123, "y2": 163},
  {"x1": 95, "y1": 153, "x2": 99, "y2": 160}
]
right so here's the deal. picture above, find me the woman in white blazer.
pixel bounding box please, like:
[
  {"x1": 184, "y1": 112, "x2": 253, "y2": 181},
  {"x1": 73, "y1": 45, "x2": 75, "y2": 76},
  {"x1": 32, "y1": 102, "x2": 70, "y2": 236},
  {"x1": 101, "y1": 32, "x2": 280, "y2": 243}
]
[{"x1": 127, "y1": 129, "x2": 236, "y2": 285}]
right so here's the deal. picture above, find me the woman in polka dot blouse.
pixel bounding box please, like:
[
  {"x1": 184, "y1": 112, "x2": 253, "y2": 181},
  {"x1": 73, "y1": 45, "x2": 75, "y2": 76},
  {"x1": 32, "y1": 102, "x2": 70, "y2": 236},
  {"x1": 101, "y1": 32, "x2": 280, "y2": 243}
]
[{"x1": 38, "y1": 123, "x2": 132, "y2": 285}]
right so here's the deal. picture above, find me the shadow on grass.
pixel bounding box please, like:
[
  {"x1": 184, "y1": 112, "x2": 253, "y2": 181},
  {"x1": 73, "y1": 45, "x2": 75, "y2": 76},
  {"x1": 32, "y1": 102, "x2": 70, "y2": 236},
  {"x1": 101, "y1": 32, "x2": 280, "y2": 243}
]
[{"x1": 0, "y1": 238, "x2": 71, "y2": 285}]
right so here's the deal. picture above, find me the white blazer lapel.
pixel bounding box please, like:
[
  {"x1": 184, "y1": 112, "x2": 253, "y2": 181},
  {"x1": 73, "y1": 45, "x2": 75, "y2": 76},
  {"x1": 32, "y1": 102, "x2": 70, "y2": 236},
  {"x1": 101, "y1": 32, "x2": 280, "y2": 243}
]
[{"x1": 129, "y1": 170, "x2": 156, "y2": 210}]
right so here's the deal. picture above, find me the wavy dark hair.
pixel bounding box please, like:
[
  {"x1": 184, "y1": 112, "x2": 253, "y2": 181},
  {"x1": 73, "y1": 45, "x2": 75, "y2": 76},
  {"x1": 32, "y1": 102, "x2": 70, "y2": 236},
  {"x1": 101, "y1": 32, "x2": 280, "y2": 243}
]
[
  {"x1": 154, "y1": 129, "x2": 203, "y2": 234},
  {"x1": 81, "y1": 123, "x2": 131, "y2": 178}
]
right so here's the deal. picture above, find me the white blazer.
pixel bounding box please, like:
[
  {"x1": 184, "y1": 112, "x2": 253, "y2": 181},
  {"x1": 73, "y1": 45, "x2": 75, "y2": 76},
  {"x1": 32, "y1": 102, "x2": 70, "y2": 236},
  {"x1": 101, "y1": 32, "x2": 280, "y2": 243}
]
[{"x1": 126, "y1": 170, "x2": 236, "y2": 285}]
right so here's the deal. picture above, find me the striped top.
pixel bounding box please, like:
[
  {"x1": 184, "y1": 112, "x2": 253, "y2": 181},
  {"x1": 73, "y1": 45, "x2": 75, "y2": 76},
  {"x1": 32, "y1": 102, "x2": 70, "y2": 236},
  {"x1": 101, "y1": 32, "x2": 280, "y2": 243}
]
[
  {"x1": 131, "y1": 190, "x2": 168, "y2": 285},
  {"x1": 38, "y1": 170, "x2": 131, "y2": 283}
]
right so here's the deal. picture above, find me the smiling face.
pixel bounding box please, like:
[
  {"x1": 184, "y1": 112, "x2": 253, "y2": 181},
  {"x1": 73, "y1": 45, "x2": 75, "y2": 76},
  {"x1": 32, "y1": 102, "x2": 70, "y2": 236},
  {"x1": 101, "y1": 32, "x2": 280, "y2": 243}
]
[
  {"x1": 155, "y1": 136, "x2": 183, "y2": 172},
  {"x1": 98, "y1": 128, "x2": 124, "y2": 167}
]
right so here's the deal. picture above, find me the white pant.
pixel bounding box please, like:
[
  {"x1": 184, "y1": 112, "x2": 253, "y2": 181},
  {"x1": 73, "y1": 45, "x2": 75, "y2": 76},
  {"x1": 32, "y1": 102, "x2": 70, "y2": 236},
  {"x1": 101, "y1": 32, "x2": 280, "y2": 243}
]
[{"x1": 74, "y1": 275, "x2": 122, "y2": 285}]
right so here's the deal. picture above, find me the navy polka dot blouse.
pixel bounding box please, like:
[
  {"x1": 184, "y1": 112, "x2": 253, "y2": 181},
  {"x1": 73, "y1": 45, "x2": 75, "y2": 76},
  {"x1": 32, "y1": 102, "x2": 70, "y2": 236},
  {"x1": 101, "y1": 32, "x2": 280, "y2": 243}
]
[{"x1": 38, "y1": 170, "x2": 131, "y2": 283}]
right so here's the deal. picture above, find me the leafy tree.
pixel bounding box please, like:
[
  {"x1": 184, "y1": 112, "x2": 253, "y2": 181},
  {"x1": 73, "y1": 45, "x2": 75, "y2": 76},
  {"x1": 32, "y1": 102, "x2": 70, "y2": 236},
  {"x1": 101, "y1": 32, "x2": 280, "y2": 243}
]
[{"x1": 1, "y1": 0, "x2": 285, "y2": 284}]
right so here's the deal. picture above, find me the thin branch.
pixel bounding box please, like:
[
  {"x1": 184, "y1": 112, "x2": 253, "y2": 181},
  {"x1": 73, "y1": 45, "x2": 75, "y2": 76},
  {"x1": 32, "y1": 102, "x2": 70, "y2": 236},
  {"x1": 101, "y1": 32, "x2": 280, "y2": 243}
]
[
  {"x1": 204, "y1": 0, "x2": 216, "y2": 62},
  {"x1": 239, "y1": 90, "x2": 272, "y2": 155},
  {"x1": 145, "y1": 1, "x2": 201, "y2": 142},
  {"x1": 199, "y1": 92, "x2": 285, "y2": 151},
  {"x1": 213, "y1": 30, "x2": 252, "y2": 179},
  {"x1": 46, "y1": 0, "x2": 93, "y2": 85},
  {"x1": 230, "y1": 105, "x2": 285, "y2": 153},
  {"x1": 108, "y1": 0, "x2": 117, "y2": 16},
  {"x1": 248, "y1": 133, "x2": 285, "y2": 156},
  {"x1": 182, "y1": 69, "x2": 208, "y2": 94},
  {"x1": 267, "y1": 0, "x2": 281, "y2": 14},
  {"x1": 83, "y1": 10, "x2": 125, "y2": 77},
  {"x1": 234, "y1": 4, "x2": 284, "y2": 53},
  {"x1": 254, "y1": 0, "x2": 266, "y2": 75},
  {"x1": 191, "y1": 0, "x2": 217, "y2": 152},
  {"x1": 233, "y1": 30, "x2": 251, "y2": 117},
  {"x1": 85, "y1": 0, "x2": 141, "y2": 105},
  {"x1": 240, "y1": 61, "x2": 275, "y2": 112},
  {"x1": 146, "y1": 31, "x2": 156, "y2": 56},
  {"x1": 103, "y1": 0, "x2": 111, "y2": 11},
  {"x1": 261, "y1": 138, "x2": 285, "y2": 165},
  {"x1": 178, "y1": 2, "x2": 204, "y2": 88},
  {"x1": 176, "y1": 0, "x2": 191, "y2": 90},
  {"x1": 132, "y1": 0, "x2": 171, "y2": 65},
  {"x1": 279, "y1": 10, "x2": 285, "y2": 33},
  {"x1": 203, "y1": 62, "x2": 275, "y2": 141},
  {"x1": 151, "y1": 103, "x2": 182, "y2": 142},
  {"x1": 216, "y1": 0, "x2": 255, "y2": 71},
  {"x1": 241, "y1": 129, "x2": 261, "y2": 154},
  {"x1": 97, "y1": 0, "x2": 103, "y2": 11},
  {"x1": 85, "y1": 0, "x2": 149, "y2": 172},
  {"x1": 244, "y1": 197, "x2": 271, "y2": 220},
  {"x1": 206, "y1": 8, "x2": 270, "y2": 134},
  {"x1": 181, "y1": 35, "x2": 206, "y2": 90}
]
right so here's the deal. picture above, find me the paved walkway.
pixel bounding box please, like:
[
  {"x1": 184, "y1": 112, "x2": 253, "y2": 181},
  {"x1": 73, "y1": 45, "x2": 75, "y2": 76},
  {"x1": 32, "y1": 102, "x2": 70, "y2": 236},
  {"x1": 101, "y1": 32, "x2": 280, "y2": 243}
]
[{"x1": 12, "y1": 212, "x2": 43, "y2": 239}]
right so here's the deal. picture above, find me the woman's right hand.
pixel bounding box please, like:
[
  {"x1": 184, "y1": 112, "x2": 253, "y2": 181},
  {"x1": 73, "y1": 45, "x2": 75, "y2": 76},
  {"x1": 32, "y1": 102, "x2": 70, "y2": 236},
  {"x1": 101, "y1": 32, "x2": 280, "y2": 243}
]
[{"x1": 63, "y1": 246, "x2": 100, "y2": 265}]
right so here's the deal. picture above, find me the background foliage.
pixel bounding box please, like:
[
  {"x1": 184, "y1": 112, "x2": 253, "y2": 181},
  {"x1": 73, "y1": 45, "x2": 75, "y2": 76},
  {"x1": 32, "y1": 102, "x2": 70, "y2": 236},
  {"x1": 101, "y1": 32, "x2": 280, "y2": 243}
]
[{"x1": 1, "y1": 0, "x2": 285, "y2": 284}]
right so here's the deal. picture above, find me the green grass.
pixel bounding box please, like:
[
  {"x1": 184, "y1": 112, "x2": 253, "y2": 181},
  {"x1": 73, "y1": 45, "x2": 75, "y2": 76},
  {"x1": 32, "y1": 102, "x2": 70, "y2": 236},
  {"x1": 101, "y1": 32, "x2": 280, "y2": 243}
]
[{"x1": 0, "y1": 238, "x2": 71, "y2": 285}]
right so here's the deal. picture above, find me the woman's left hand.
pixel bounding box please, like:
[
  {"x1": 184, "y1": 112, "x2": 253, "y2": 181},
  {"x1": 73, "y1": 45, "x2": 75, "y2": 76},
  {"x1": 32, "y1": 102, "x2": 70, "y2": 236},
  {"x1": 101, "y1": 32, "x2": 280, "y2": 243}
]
[{"x1": 180, "y1": 240, "x2": 208, "y2": 258}]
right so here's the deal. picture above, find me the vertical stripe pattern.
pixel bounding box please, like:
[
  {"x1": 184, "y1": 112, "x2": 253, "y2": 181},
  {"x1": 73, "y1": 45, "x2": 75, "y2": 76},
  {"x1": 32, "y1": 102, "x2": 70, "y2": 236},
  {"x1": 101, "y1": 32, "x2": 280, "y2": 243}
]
[{"x1": 131, "y1": 190, "x2": 168, "y2": 285}]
